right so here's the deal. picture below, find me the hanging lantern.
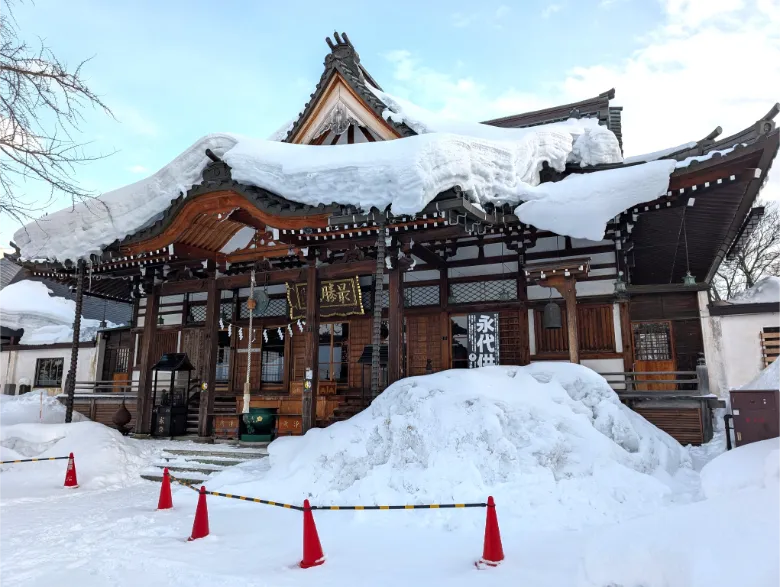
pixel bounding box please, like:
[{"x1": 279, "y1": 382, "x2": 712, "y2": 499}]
[
  {"x1": 543, "y1": 301, "x2": 562, "y2": 329},
  {"x1": 682, "y1": 271, "x2": 696, "y2": 286}
]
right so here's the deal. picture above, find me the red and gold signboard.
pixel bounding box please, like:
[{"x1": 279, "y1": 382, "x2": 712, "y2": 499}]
[{"x1": 286, "y1": 276, "x2": 364, "y2": 320}]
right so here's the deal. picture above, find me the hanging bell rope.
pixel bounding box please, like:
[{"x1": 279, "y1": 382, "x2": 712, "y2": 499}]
[{"x1": 243, "y1": 267, "x2": 256, "y2": 414}]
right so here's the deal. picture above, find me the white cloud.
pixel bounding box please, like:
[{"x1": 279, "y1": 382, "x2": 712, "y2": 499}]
[
  {"x1": 560, "y1": 0, "x2": 780, "y2": 200},
  {"x1": 496, "y1": 4, "x2": 511, "y2": 18},
  {"x1": 450, "y1": 6, "x2": 512, "y2": 28},
  {"x1": 450, "y1": 12, "x2": 475, "y2": 28},
  {"x1": 381, "y1": 50, "x2": 551, "y2": 121},
  {"x1": 542, "y1": 3, "x2": 562, "y2": 18},
  {"x1": 127, "y1": 165, "x2": 148, "y2": 174}
]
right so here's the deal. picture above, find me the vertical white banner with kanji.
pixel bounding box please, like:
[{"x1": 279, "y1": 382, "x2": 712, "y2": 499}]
[{"x1": 467, "y1": 312, "x2": 500, "y2": 368}]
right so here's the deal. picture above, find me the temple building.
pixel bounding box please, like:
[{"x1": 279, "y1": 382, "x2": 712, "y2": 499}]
[{"x1": 7, "y1": 32, "x2": 779, "y2": 445}]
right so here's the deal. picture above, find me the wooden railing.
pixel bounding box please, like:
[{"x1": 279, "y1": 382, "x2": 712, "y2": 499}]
[
  {"x1": 600, "y1": 371, "x2": 700, "y2": 393},
  {"x1": 73, "y1": 380, "x2": 139, "y2": 395}
]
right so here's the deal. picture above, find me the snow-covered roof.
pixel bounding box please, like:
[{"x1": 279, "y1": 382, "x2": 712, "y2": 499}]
[
  {"x1": 11, "y1": 102, "x2": 681, "y2": 263},
  {"x1": 727, "y1": 276, "x2": 780, "y2": 305},
  {"x1": 623, "y1": 141, "x2": 698, "y2": 164},
  {"x1": 0, "y1": 280, "x2": 114, "y2": 345}
]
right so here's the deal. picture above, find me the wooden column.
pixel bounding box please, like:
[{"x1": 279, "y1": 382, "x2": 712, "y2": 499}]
[
  {"x1": 302, "y1": 260, "x2": 320, "y2": 432},
  {"x1": 64, "y1": 259, "x2": 85, "y2": 423},
  {"x1": 387, "y1": 260, "x2": 404, "y2": 385},
  {"x1": 370, "y1": 226, "x2": 387, "y2": 397},
  {"x1": 548, "y1": 276, "x2": 579, "y2": 364},
  {"x1": 197, "y1": 273, "x2": 219, "y2": 437},
  {"x1": 135, "y1": 288, "x2": 159, "y2": 435}
]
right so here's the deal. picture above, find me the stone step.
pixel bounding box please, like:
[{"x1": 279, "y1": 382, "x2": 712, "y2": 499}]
[
  {"x1": 153, "y1": 463, "x2": 226, "y2": 474},
  {"x1": 162, "y1": 448, "x2": 268, "y2": 459},
  {"x1": 141, "y1": 472, "x2": 205, "y2": 485},
  {"x1": 159, "y1": 455, "x2": 244, "y2": 467}
]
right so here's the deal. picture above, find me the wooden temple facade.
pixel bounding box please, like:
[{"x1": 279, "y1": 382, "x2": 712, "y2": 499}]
[{"x1": 11, "y1": 33, "x2": 780, "y2": 445}]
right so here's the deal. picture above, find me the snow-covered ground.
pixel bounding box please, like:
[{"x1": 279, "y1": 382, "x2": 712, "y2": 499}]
[{"x1": 1, "y1": 365, "x2": 777, "y2": 586}]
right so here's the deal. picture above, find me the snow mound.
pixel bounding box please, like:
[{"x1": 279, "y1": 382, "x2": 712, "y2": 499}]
[
  {"x1": 0, "y1": 280, "x2": 115, "y2": 344},
  {"x1": 0, "y1": 391, "x2": 89, "y2": 427},
  {"x1": 700, "y1": 437, "x2": 780, "y2": 499},
  {"x1": 729, "y1": 275, "x2": 780, "y2": 305},
  {"x1": 741, "y1": 359, "x2": 780, "y2": 390},
  {"x1": 208, "y1": 364, "x2": 691, "y2": 529},
  {"x1": 0, "y1": 421, "x2": 148, "y2": 496}
]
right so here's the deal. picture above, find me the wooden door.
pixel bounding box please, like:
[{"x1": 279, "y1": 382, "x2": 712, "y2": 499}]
[
  {"x1": 406, "y1": 314, "x2": 442, "y2": 376},
  {"x1": 631, "y1": 321, "x2": 676, "y2": 390}
]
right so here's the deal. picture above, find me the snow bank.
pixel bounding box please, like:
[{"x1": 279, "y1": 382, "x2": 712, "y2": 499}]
[
  {"x1": 0, "y1": 421, "x2": 148, "y2": 496},
  {"x1": 700, "y1": 437, "x2": 780, "y2": 498},
  {"x1": 741, "y1": 359, "x2": 780, "y2": 390},
  {"x1": 580, "y1": 483, "x2": 779, "y2": 587},
  {"x1": 0, "y1": 391, "x2": 88, "y2": 427},
  {"x1": 0, "y1": 280, "x2": 114, "y2": 344},
  {"x1": 208, "y1": 364, "x2": 690, "y2": 530},
  {"x1": 728, "y1": 275, "x2": 780, "y2": 305},
  {"x1": 15, "y1": 92, "x2": 673, "y2": 262}
]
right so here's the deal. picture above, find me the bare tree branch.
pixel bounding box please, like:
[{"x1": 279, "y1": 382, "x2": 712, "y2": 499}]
[
  {"x1": 713, "y1": 200, "x2": 780, "y2": 300},
  {"x1": 0, "y1": 0, "x2": 115, "y2": 226}
]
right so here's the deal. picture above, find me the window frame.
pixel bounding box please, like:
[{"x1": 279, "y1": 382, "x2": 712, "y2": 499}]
[{"x1": 34, "y1": 357, "x2": 65, "y2": 387}]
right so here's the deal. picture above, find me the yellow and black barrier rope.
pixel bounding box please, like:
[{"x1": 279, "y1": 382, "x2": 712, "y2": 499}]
[
  {"x1": 0, "y1": 456, "x2": 69, "y2": 465},
  {"x1": 167, "y1": 473, "x2": 485, "y2": 512}
]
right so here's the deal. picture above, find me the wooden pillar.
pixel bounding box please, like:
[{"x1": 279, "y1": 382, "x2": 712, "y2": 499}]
[
  {"x1": 439, "y1": 268, "x2": 450, "y2": 371},
  {"x1": 370, "y1": 225, "x2": 387, "y2": 397},
  {"x1": 197, "y1": 273, "x2": 219, "y2": 437},
  {"x1": 135, "y1": 288, "x2": 159, "y2": 435},
  {"x1": 388, "y1": 260, "x2": 403, "y2": 385},
  {"x1": 302, "y1": 261, "x2": 320, "y2": 432},
  {"x1": 549, "y1": 276, "x2": 579, "y2": 364},
  {"x1": 64, "y1": 260, "x2": 85, "y2": 423}
]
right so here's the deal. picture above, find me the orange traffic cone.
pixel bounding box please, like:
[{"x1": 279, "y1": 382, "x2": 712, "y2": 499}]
[
  {"x1": 63, "y1": 452, "x2": 78, "y2": 488},
  {"x1": 157, "y1": 468, "x2": 173, "y2": 510},
  {"x1": 188, "y1": 486, "x2": 210, "y2": 541},
  {"x1": 299, "y1": 499, "x2": 325, "y2": 568},
  {"x1": 476, "y1": 496, "x2": 504, "y2": 568}
]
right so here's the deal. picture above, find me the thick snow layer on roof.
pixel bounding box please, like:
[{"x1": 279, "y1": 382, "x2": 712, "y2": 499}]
[
  {"x1": 740, "y1": 360, "x2": 779, "y2": 391},
  {"x1": 514, "y1": 159, "x2": 676, "y2": 241},
  {"x1": 267, "y1": 119, "x2": 295, "y2": 142},
  {"x1": 206, "y1": 364, "x2": 691, "y2": 530},
  {"x1": 13, "y1": 134, "x2": 239, "y2": 262},
  {"x1": 368, "y1": 84, "x2": 624, "y2": 167},
  {"x1": 675, "y1": 143, "x2": 745, "y2": 168},
  {"x1": 15, "y1": 96, "x2": 673, "y2": 263},
  {"x1": 0, "y1": 280, "x2": 112, "y2": 344},
  {"x1": 623, "y1": 141, "x2": 698, "y2": 164},
  {"x1": 728, "y1": 275, "x2": 780, "y2": 304}
]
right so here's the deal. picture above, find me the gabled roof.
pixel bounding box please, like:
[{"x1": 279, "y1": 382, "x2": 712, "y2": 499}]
[
  {"x1": 283, "y1": 32, "x2": 416, "y2": 143},
  {"x1": 482, "y1": 89, "x2": 624, "y2": 150}
]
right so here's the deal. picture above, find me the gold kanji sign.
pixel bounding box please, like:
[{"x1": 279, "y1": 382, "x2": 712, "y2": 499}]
[{"x1": 286, "y1": 276, "x2": 364, "y2": 319}]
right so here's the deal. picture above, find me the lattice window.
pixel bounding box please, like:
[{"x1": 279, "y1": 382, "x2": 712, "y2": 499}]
[
  {"x1": 187, "y1": 304, "x2": 207, "y2": 324},
  {"x1": 34, "y1": 358, "x2": 64, "y2": 387},
  {"x1": 239, "y1": 297, "x2": 287, "y2": 318},
  {"x1": 632, "y1": 322, "x2": 672, "y2": 361},
  {"x1": 449, "y1": 280, "x2": 516, "y2": 304},
  {"x1": 404, "y1": 285, "x2": 440, "y2": 307},
  {"x1": 220, "y1": 302, "x2": 233, "y2": 321}
]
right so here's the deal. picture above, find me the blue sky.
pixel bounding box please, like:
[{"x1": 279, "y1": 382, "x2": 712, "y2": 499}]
[{"x1": 3, "y1": 0, "x2": 778, "y2": 247}]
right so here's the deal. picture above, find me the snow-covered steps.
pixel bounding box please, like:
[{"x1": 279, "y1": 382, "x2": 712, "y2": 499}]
[{"x1": 140, "y1": 444, "x2": 269, "y2": 484}]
